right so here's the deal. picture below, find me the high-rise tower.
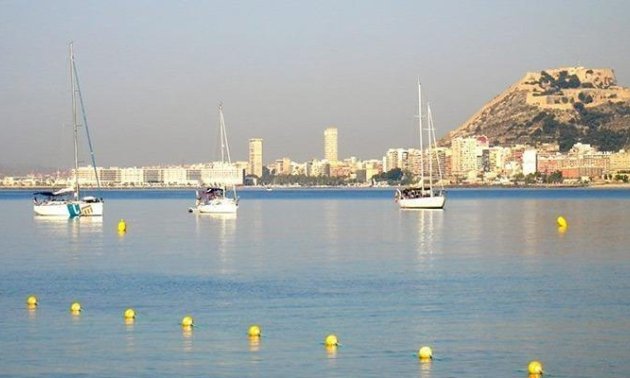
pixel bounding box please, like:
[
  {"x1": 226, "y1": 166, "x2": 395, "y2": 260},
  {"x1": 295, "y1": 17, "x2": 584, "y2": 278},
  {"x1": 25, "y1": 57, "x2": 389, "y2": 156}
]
[
  {"x1": 324, "y1": 127, "x2": 338, "y2": 162},
  {"x1": 248, "y1": 138, "x2": 263, "y2": 177}
]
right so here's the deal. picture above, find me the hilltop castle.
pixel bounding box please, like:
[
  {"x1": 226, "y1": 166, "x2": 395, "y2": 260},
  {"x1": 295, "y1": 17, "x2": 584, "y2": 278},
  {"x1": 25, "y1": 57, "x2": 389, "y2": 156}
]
[{"x1": 521, "y1": 67, "x2": 630, "y2": 110}]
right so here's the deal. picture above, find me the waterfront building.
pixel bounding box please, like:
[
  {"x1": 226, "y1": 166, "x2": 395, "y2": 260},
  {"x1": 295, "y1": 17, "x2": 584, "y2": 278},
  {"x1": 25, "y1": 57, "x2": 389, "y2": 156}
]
[
  {"x1": 324, "y1": 127, "x2": 338, "y2": 162},
  {"x1": 200, "y1": 162, "x2": 243, "y2": 186},
  {"x1": 121, "y1": 167, "x2": 144, "y2": 186},
  {"x1": 329, "y1": 161, "x2": 352, "y2": 178},
  {"x1": 307, "y1": 159, "x2": 328, "y2": 177},
  {"x1": 248, "y1": 138, "x2": 263, "y2": 178},
  {"x1": 451, "y1": 137, "x2": 478, "y2": 177},
  {"x1": 384, "y1": 148, "x2": 407, "y2": 172},
  {"x1": 2, "y1": 176, "x2": 15, "y2": 186},
  {"x1": 609, "y1": 150, "x2": 630, "y2": 173},
  {"x1": 76, "y1": 166, "x2": 98, "y2": 186},
  {"x1": 192, "y1": 162, "x2": 244, "y2": 186},
  {"x1": 291, "y1": 162, "x2": 308, "y2": 176},
  {"x1": 273, "y1": 157, "x2": 292, "y2": 175},
  {"x1": 162, "y1": 166, "x2": 189, "y2": 186},
  {"x1": 429, "y1": 147, "x2": 448, "y2": 181},
  {"x1": 99, "y1": 167, "x2": 121, "y2": 186},
  {"x1": 538, "y1": 147, "x2": 610, "y2": 180},
  {"x1": 143, "y1": 168, "x2": 163, "y2": 185},
  {"x1": 406, "y1": 149, "x2": 422, "y2": 176},
  {"x1": 522, "y1": 149, "x2": 538, "y2": 176},
  {"x1": 488, "y1": 146, "x2": 510, "y2": 174},
  {"x1": 476, "y1": 135, "x2": 490, "y2": 172}
]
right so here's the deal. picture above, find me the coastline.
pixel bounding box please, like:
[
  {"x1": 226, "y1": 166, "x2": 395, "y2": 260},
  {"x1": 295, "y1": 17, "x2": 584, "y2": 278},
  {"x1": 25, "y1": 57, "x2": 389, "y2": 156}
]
[{"x1": 3, "y1": 182, "x2": 630, "y2": 191}]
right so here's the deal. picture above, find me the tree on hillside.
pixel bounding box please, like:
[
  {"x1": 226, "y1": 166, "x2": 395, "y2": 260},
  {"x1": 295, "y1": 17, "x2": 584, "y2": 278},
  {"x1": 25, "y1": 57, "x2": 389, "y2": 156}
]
[{"x1": 558, "y1": 124, "x2": 579, "y2": 152}]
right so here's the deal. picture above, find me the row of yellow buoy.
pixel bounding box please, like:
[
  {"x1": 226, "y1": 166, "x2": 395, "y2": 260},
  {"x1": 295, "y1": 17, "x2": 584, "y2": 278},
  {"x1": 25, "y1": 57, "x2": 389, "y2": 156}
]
[
  {"x1": 24, "y1": 295, "x2": 543, "y2": 374},
  {"x1": 115, "y1": 215, "x2": 565, "y2": 233}
]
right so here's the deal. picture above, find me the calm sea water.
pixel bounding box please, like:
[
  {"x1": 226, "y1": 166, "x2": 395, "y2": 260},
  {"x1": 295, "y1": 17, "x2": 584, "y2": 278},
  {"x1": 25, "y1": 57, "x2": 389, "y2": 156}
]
[{"x1": 0, "y1": 188, "x2": 628, "y2": 377}]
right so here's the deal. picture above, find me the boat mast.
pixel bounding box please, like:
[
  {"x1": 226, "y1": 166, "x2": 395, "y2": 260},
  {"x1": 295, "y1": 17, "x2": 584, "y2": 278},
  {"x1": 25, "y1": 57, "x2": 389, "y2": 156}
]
[
  {"x1": 218, "y1": 103, "x2": 237, "y2": 199},
  {"x1": 427, "y1": 104, "x2": 434, "y2": 195},
  {"x1": 417, "y1": 78, "x2": 424, "y2": 187},
  {"x1": 218, "y1": 103, "x2": 232, "y2": 164},
  {"x1": 70, "y1": 42, "x2": 80, "y2": 200},
  {"x1": 72, "y1": 46, "x2": 101, "y2": 192},
  {"x1": 429, "y1": 104, "x2": 445, "y2": 192}
]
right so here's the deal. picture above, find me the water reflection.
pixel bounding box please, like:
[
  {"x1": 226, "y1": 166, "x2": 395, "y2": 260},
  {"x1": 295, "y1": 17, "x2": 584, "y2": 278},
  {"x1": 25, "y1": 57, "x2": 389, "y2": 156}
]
[
  {"x1": 401, "y1": 209, "x2": 443, "y2": 258},
  {"x1": 323, "y1": 201, "x2": 340, "y2": 261},
  {"x1": 521, "y1": 200, "x2": 541, "y2": 255},
  {"x1": 248, "y1": 336, "x2": 261, "y2": 352},
  {"x1": 418, "y1": 359, "x2": 432, "y2": 378},
  {"x1": 193, "y1": 213, "x2": 238, "y2": 274},
  {"x1": 323, "y1": 201, "x2": 339, "y2": 241},
  {"x1": 249, "y1": 201, "x2": 264, "y2": 242},
  {"x1": 124, "y1": 319, "x2": 135, "y2": 352},
  {"x1": 33, "y1": 216, "x2": 103, "y2": 249},
  {"x1": 325, "y1": 345, "x2": 338, "y2": 359},
  {"x1": 182, "y1": 327, "x2": 193, "y2": 352},
  {"x1": 27, "y1": 306, "x2": 37, "y2": 321},
  {"x1": 194, "y1": 213, "x2": 237, "y2": 233}
]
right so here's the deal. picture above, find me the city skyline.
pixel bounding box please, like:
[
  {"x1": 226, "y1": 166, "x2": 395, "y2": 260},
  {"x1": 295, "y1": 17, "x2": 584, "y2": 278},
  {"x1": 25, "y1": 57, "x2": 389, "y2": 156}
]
[{"x1": 2, "y1": 1, "x2": 630, "y2": 172}]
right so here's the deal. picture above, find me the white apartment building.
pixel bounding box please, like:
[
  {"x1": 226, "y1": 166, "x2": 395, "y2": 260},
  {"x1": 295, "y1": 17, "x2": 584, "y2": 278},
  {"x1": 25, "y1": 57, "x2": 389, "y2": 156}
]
[
  {"x1": 307, "y1": 159, "x2": 329, "y2": 177},
  {"x1": 384, "y1": 148, "x2": 407, "y2": 171},
  {"x1": 120, "y1": 167, "x2": 144, "y2": 186},
  {"x1": 488, "y1": 147, "x2": 511, "y2": 174},
  {"x1": 273, "y1": 157, "x2": 292, "y2": 175},
  {"x1": 162, "y1": 166, "x2": 189, "y2": 185},
  {"x1": 248, "y1": 138, "x2": 263, "y2": 177},
  {"x1": 324, "y1": 127, "x2": 338, "y2": 162},
  {"x1": 522, "y1": 149, "x2": 538, "y2": 176},
  {"x1": 451, "y1": 137, "x2": 478, "y2": 176},
  {"x1": 201, "y1": 162, "x2": 242, "y2": 186}
]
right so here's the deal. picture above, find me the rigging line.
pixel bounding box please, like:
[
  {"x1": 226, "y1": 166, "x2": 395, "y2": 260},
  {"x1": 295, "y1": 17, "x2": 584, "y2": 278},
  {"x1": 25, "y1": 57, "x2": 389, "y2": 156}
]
[{"x1": 72, "y1": 57, "x2": 101, "y2": 192}]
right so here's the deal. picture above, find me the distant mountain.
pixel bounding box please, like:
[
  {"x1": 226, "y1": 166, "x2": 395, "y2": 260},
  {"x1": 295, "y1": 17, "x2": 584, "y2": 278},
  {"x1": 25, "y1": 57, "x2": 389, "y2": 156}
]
[{"x1": 442, "y1": 67, "x2": 630, "y2": 152}]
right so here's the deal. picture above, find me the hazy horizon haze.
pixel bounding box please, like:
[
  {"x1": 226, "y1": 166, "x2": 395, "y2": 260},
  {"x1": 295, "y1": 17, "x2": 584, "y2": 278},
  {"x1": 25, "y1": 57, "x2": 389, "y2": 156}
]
[{"x1": 2, "y1": 0, "x2": 629, "y2": 172}]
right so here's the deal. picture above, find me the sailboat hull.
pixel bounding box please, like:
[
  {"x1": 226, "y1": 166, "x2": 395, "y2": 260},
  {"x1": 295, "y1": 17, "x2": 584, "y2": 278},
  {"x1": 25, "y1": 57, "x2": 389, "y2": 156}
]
[
  {"x1": 194, "y1": 199, "x2": 238, "y2": 214},
  {"x1": 398, "y1": 195, "x2": 446, "y2": 209},
  {"x1": 34, "y1": 201, "x2": 103, "y2": 217}
]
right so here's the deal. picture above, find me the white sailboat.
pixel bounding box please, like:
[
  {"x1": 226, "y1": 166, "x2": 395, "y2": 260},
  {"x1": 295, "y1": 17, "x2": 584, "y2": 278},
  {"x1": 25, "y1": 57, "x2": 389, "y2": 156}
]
[
  {"x1": 395, "y1": 79, "x2": 446, "y2": 209},
  {"x1": 189, "y1": 103, "x2": 238, "y2": 214},
  {"x1": 33, "y1": 43, "x2": 103, "y2": 217}
]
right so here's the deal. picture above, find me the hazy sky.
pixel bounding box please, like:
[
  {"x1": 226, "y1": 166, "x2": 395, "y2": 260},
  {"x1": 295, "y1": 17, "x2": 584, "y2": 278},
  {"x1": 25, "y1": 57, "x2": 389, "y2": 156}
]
[{"x1": 1, "y1": 0, "x2": 629, "y2": 171}]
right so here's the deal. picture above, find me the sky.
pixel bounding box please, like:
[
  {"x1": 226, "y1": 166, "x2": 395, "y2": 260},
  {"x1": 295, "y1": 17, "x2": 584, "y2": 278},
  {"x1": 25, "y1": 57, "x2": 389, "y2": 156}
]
[{"x1": 1, "y1": 0, "x2": 629, "y2": 172}]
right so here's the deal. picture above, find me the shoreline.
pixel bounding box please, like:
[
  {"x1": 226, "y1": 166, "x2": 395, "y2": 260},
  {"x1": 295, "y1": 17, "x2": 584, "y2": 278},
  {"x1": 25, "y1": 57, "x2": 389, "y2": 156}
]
[{"x1": 3, "y1": 182, "x2": 630, "y2": 191}]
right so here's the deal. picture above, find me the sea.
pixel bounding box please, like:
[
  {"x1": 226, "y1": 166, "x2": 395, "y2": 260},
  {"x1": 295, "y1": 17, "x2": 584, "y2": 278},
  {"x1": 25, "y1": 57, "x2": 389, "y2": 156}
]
[{"x1": 0, "y1": 188, "x2": 628, "y2": 378}]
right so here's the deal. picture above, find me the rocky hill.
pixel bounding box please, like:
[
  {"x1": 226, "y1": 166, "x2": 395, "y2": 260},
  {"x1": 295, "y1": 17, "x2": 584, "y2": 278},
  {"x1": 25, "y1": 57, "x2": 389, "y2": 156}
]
[{"x1": 443, "y1": 67, "x2": 630, "y2": 152}]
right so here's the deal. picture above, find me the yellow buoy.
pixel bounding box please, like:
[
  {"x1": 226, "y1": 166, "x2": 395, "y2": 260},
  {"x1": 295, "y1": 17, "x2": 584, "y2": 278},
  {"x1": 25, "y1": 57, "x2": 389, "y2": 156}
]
[
  {"x1": 324, "y1": 334, "x2": 338, "y2": 347},
  {"x1": 418, "y1": 346, "x2": 433, "y2": 360},
  {"x1": 70, "y1": 302, "x2": 82, "y2": 313},
  {"x1": 248, "y1": 324, "x2": 261, "y2": 337},
  {"x1": 556, "y1": 216, "x2": 567, "y2": 228},
  {"x1": 117, "y1": 219, "x2": 127, "y2": 233},
  {"x1": 26, "y1": 295, "x2": 38, "y2": 307},
  {"x1": 181, "y1": 315, "x2": 194, "y2": 328},
  {"x1": 124, "y1": 308, "x2": 136, "y2": 320},
  {"x1": 528, "y1": 360, "x2": 543, "y2": 374}
]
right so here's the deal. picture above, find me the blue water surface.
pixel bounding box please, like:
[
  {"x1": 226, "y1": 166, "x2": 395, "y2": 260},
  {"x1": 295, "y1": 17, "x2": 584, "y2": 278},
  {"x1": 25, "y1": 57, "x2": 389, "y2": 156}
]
[{"x1": 0, "y1": 188, "x2": 629, "y2": 377}]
